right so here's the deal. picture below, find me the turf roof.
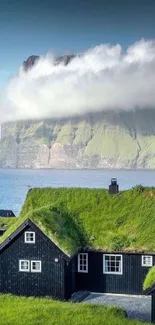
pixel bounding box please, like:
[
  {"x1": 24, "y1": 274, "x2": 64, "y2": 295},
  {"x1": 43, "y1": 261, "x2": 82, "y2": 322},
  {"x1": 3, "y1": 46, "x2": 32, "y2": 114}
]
[{"x1": 1, "y1": 185, "x2": 155, "y2": 256}]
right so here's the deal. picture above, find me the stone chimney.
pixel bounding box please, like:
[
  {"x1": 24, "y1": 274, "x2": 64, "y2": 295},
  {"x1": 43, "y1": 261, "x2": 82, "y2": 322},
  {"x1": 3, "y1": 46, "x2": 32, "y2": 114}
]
[{"x1": 109, "y1": 178, "x2": 119, "y2": 194}]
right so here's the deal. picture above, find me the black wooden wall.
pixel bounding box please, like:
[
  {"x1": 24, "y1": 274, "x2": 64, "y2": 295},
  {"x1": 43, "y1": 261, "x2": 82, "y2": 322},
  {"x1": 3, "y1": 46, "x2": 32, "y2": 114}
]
[
  {"x1": 151, "y1": 295, "x2": 155, "y2": 323},
  {"x1": 75, "y1": 251, "x2": 155, "y2": 295},
  {"x1": 0, "y1": 224, "x2": 69, "y2": 300}
]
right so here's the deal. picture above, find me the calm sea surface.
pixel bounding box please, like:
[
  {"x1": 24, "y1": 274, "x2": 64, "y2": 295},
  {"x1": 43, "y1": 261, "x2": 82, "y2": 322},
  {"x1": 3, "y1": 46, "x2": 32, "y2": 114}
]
[{"x1": 0, "y1": 168, "x2": 155, "y2": 215}]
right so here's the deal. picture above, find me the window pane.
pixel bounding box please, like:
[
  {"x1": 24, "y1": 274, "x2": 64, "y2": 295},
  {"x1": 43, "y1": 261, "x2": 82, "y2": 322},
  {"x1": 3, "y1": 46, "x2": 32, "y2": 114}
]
[
  {"x1": 142, "y1": 256, "x2": 152, "y2": 266},
  {"x1": 32, "y1": 262, "x2": 40, "y2": 270},
  {"x1": 25, "y1": 232, "x2": 35, "y2": 242},
  {"x1": 78, "y1": 254, "x2": 88, "y2": 272},
  {"x1": 104, "y1": 255, "x2": 122, "y2": 274},
  {"x1": 20, "y1": 260, "x2": 29, "y2": 271},
  {"x1": 21, "y1": 261, "x2": 28, "y2": 269}
]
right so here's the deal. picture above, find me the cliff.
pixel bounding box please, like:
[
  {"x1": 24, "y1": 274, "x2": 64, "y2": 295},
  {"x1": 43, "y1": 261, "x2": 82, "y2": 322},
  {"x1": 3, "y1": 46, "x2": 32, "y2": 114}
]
[{"x1": 1, "y1": 109, "x2": 155, "y2": 169}]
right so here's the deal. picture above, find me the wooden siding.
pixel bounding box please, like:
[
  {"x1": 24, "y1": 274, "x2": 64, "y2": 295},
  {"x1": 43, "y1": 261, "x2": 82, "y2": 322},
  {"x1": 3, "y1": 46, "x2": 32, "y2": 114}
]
[
  {"x1": 152, "y1": 295, "x2": 155, "y2": 323},
  {"x1": 0, "y1": 224, "x2": 68, "y2": 299},
  {"x1": 75, "y1": 251, "x2": 155, "y2": 295}
]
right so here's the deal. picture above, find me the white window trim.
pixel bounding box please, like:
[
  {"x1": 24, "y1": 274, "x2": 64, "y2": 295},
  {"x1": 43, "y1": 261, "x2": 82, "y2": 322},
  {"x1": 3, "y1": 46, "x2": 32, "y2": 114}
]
[
  {"x1": 24, "y1": 231, "x2": 35, "y2": 244},
  {"x1": 142, "y1": 255, "x2": 153, "y2": 267},
  {"x1": 31, "y1": 260, "x2": 42, "y2": 273},
  {"x1": 103, "y1": 254, "x2": 123, "y2": 275},
  {"x1": 78, "y1": 253, "x2": 88, "y2": 273},
  {"x1": 19, "y1": 260, "x2": 30, "y2": 272}
]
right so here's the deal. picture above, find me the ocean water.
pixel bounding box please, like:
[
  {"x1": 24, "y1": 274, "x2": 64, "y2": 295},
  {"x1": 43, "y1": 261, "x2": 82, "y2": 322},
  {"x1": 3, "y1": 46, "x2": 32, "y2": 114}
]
[{"x1": 0, "y1": 168, "x2": 155, "y2": 216}]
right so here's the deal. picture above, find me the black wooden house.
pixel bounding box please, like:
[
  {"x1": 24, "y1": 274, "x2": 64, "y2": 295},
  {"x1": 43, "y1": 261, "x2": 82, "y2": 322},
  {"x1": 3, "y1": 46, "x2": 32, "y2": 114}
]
[
  {"x1": 0, "y1": 210, "x2": 15, "y2": 217},
  {"x1": 0, "y1": 219, "x2": 71, "y2": 299},
  {"x1": 0, "y1": 216, "x2": 154, "y2": 299},
  {"x1": 0, "y1": 185, "x2": 155, "y2": 316}
]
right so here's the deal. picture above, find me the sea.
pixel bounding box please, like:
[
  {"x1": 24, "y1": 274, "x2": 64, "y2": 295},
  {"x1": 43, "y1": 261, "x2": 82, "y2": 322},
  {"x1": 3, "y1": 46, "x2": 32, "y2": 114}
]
[{"x1": 0, "y1": 168, "x2": 155, "y2": 216}]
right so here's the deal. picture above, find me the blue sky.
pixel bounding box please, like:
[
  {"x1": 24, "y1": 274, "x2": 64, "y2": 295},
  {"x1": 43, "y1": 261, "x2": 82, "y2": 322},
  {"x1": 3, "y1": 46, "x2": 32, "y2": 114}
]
[{"x1": 0, "y1": 0, "x2": 155, "y2": 85}]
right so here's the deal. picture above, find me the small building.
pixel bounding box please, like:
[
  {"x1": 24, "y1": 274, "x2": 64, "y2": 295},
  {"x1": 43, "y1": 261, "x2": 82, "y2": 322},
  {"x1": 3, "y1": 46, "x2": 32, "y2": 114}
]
[
  {"x1": 109, "y1": 178, "x2": 119, "y2": 194},
  {"x1": 0, "y1": 210, "x2": 16, "y2": 217},
  {"x1": 143, "y1": 268, "x2": 155, "y2": 323},
  {"x1": 0, "y1": 219, "x2": 70, "y2": 299},
  {"x1": 144, "y1": 286, "x2": 155, "y2": 323}
]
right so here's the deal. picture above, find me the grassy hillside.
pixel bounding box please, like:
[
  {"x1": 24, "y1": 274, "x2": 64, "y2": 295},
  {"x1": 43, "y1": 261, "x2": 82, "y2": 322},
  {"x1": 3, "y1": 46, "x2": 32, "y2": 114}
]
[
  {"x1": 2, "y1": 186, "x2": 155, "y2": 256},
  {"x1": 0, "y1": 294, "x2": 149, "y2": 325},
  {"x1": 1, "y1": 109, "x2": 155, "y2": 169}
]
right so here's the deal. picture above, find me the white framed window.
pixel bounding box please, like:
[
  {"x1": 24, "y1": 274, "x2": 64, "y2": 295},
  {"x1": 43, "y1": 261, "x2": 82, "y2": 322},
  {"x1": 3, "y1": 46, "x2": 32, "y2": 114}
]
[
  {"x1": 142, "y1": 255, "x2": 153, "y2": 267},
  {"x1": 78, "y1": 253, "x2": 88, "y2": 273},
  {"x1": 103, "y1": 254, "x2": 123, "y2": 275},
  {"x1": 31, "y1": 260, "x2": 42, "y2": 273},
  {"x1": 19, "y1": 260, "x2": 30, "y2": 272},
  {"x1": 24, "y1": 231, "x2": 35, "y2": 243}
]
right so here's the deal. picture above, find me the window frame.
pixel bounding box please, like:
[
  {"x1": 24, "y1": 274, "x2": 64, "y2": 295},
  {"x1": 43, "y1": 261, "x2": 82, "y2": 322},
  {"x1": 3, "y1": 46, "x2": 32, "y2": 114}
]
[
  {"x1": 19, "y1": 260, "x2": 30, "y2": 272},
  {"x1": 24, "y1": 231, "x2": 35, "y2": 244},
  {"x1": 31, "y1": 260, "x2": 42, "y2": 273},
  {"x1": 141, "y1": 255, "x2": 153, "y2": 267},
  {"x1": 103, "y1": 254, "x2": 123, "y2": 275},
  {"x1": 78, "y1": 253, "x2": 88, "y2": 273}
]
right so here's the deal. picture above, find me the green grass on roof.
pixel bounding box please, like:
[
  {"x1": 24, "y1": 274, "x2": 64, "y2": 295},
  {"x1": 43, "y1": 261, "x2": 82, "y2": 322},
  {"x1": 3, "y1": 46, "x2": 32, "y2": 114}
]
[
  {"x1": 0, "y1": 294, "x2": 149, "y2": 325},
  {"x1": 143, "y1": 266, "x2": 155, "y2": 290},
  {"x1": 1, "y1": 185, "x2": 155, "y2": 256},
  {"x1": 0, "y1": 218, "x2": 16, "y2": 233}
]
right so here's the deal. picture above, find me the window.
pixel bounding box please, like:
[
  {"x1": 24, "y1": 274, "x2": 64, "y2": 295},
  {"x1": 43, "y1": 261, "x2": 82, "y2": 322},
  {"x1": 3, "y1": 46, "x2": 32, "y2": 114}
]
[
  {"x1": 19, "y1": 260, "x2": 30, "y2": 272},
  {"x1": 78, "y1": 253, "x2": 88, "y2": 273},
  {"x1": 142, "y1": 255, "x2": 153, "y2": 267},
  {"x1": 19, "y1": 260, "x2": 42, "y2": 272},
  {"x1": 31, "y1": 260, "x2": 42, "y2": 272},
  {"x1": 24, "y1": 231, "x2": 35, "y2": 243},
  {"x1": 103, "y1": 254, "x2": 123, "y2": 275}
]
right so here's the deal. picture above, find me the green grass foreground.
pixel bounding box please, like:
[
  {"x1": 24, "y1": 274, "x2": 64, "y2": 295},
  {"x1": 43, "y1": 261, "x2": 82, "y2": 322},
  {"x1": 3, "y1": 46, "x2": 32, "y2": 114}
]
[{"x1": 0, "y1": 294, "x2": 150, "y2": 325}]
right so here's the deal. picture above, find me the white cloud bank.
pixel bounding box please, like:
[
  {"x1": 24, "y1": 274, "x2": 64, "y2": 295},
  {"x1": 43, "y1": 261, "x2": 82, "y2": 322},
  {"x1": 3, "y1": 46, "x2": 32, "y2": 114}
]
[{"x1": 0, "y1": 39, "x2": 155, "y2": 123}]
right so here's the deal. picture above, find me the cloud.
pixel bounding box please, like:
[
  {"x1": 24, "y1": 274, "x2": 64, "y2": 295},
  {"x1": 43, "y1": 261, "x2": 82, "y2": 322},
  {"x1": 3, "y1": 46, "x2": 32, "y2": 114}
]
[{"x1": 0, "y1": 39, "x2": 155, "y2": 123}]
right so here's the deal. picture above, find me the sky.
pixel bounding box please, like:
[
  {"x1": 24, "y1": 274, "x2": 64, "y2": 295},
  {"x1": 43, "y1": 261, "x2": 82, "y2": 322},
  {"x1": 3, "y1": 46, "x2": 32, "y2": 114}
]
[{"x1": 0, "y1": 0, "x2": 155, "y2": 86}]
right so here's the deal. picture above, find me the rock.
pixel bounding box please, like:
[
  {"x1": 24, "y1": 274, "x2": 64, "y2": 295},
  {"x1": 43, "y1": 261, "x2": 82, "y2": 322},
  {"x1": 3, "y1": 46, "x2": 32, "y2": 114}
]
[
  {"x1": 22, "y1": 54, "x2": 76, "y2": 71},
  {"x1": 23, "y1": 55, "x2": 40, "y2": 71},
  {"x1": 1, "y1": 110, "x2": 155, "y2": 169}
]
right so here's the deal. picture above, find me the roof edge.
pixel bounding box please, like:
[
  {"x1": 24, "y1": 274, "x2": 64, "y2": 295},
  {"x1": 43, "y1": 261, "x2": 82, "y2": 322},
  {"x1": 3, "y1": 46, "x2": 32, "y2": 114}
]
[{"x1": 0, "y1": 218, "x2": 70, "y2": 260}]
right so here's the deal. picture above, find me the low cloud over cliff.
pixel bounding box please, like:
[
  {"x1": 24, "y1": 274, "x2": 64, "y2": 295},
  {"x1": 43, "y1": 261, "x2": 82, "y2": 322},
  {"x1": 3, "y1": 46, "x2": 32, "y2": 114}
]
[{"x1": 1, "y1": 39, "x2": 155, "y2": 122}]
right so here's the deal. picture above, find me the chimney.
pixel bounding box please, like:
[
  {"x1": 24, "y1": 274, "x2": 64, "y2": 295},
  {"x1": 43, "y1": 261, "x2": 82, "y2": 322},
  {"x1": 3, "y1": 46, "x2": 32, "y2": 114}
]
[{"x1": 109, "y1": 178, "x2": 119, "y2": 194}]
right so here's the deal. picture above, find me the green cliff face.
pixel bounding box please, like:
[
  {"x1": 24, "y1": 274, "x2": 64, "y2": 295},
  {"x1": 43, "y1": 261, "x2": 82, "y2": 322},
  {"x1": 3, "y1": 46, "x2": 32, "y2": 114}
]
[{"x1": 1, "y1": 109, "x2": 155, "y2": 169}]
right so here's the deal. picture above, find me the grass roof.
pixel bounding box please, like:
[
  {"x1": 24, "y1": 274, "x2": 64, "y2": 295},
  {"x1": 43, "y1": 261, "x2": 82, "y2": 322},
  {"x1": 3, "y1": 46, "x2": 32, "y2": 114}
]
[
  {"x1": 0, "y1": 218, "x2": 16, "y2": 233},
  {"x1": 1, "y1": 185, "x2": 155, "y2": 256}
]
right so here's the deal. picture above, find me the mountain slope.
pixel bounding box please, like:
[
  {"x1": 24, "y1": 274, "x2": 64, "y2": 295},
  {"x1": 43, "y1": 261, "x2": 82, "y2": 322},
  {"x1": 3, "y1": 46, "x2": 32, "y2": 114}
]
[{"x1": 0, "y1": 109, "x2": 155, "y2": 169}]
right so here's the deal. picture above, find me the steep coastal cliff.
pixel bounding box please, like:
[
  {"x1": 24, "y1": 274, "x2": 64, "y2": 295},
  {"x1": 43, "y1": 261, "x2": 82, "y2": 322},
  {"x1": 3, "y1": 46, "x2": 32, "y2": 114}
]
[{"x1": 1, "y1": 109, "x2": 155, "y2": 169}]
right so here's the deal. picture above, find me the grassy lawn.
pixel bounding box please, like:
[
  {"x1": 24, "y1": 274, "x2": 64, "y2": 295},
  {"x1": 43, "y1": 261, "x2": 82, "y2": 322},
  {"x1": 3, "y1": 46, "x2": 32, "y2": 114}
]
[{"x1": 0, "y1": 294, "x2": 150, "y2": 325}]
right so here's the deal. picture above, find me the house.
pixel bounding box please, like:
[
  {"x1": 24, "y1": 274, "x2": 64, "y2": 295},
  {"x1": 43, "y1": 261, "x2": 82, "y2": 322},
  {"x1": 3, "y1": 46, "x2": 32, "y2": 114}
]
[
  {"x1": 143, "y1": 267, "x2": 155, "y2": 323},
  {"x1": 0, "y1": 186, "x2": 155, "y2": 302},
  {"x1": 0, "y1": 210, "x2": 16, "y2": 217},
  {"x1": 143, "y1": 285, "x2": 155, "y2": 323},
  {"x1": 0, "y1": 218, "x2": 70, "y2": 299}
]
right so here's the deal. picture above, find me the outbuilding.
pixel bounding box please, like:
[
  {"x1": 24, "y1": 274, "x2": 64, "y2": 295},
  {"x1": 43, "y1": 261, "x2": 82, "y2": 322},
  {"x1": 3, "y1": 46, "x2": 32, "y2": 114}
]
[{"x1": 0, "y1": 210, "x2": 15, "y2": 217}]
